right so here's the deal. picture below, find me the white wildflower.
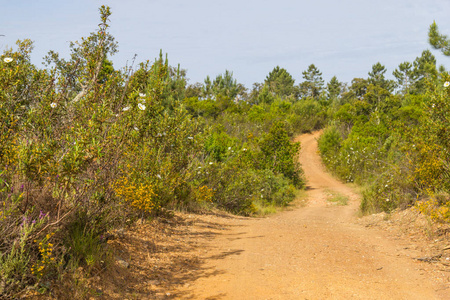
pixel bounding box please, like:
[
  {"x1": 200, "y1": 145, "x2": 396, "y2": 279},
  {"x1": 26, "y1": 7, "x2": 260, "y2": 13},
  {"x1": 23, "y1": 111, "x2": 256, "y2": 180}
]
[
  {"x1": 50, "y1": 102, "x2": 57, "y2": 108},
  {"x1": 444, "y1": 82, "x2": 450, "y2": 87},
  {"x1": 139, "y1": 93, "x2": 146, "y2": 97},
  {"x1": 209, "y1": 162, "x2": 213, "y2": 165},
  {"x1": 134, "y1": 126, "x2": 139, "y2": 131},
  {"x1": 122, "y1": 106, "x2": 130, "y2": 111},
  {"x1": 187, "y1": 136, "x2": 194, "y2": 140},
  {"x1": 3, "y1": 57, "x2": 13, "y2": 63},
  {"x1": 138, "y1": 103, "x2": 146, "y2": 110}
]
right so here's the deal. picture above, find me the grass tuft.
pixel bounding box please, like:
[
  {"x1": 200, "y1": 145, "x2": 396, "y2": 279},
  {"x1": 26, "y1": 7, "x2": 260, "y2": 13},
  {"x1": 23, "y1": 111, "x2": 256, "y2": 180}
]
[{"x1": 325, "y1": 190, "x2": 349, "y2": 206}]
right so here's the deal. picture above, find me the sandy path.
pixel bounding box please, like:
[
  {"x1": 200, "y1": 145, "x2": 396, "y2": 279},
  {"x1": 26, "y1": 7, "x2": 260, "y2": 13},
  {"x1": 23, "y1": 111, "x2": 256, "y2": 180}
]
[{"x1": 175, "y1": 132, "x2": 448, "y2": 299}]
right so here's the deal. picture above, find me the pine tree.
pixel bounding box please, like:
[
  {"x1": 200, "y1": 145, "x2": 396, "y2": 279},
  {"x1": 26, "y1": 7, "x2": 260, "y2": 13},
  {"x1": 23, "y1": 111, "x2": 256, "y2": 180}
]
[
  {"x1": 264, "y1": 66, "x2": 296, "y2": 98},
  {"x1": 393, "y1": 61, "x2": 414, "y2": 94},
  {"x1": 202, "y1": 70, "x2": 245, "y2": 100},
  {"x1": 392, "y1": 50, "x2": 437, "y2": 95},
  {"x1": 299, "y1": 64, "x2": 324, "y2": 99},
  {"x1": 429, "y1": 21, "x2": 450, "y2": 56},
  {"x1": 368, "y1": 62, "x2": 394, "y2": 92},
  {"x1": 326, "y1": 76, "x2": 343, "y2": 100}
]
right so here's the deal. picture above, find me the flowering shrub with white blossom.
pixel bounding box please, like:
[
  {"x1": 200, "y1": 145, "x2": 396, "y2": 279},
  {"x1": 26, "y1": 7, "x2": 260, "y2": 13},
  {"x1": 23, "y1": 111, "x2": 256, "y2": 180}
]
[
  {"x1": 318, "y1": 54, "x2": 450, "y2": 217},
  {"x1": 0, "y1": 5, "x2": 310, "y2": 297},
  {"x1": 0, "y1": 6, "x2": 208, "y2": 297}
]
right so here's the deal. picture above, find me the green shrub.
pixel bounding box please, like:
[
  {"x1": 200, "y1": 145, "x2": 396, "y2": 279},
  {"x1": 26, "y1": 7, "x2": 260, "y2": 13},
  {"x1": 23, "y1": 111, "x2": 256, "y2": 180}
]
[
  {"x1": 318, "y1": 126, "x2": 342, "y2": 160},
  {"x1": 204, "y1": 127, "x2": 238, "y2": 162},
  {"x1": 0, "y1": 5, "x2": 309, "y2": 297},
  {"x1": 258, "y1": 121, "x2": 304, "y2": 188},
  {"x1": 289, "y1": 99, "x2": 327, "y2": 133}
]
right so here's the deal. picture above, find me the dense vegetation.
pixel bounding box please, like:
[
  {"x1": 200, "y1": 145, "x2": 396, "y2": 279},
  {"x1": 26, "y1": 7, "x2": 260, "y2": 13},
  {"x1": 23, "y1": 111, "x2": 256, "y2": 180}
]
[
  {"x1": 2, "y1": 6, "x2": 449, "y2": 298},
  {"x1": 0, "y1": 7, "x2": 331, "y2": 297},
  {"x1": 318, "y1": 22, "x2": 450, "y2": 221}
]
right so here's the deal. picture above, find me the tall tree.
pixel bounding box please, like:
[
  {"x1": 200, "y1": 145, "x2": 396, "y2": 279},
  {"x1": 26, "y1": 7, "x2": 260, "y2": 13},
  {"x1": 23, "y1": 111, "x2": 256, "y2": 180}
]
[
  {"x1": 341, "y1": 78, "x2": 368, "y2": 103},
  {"x1": 326, "y1": 76, "x2": 343, "y2": 100},
  {"x1": 393, "y1": 61, "x2": 414, "y2": 94},
  {"x1": 429, "y1": 21, "x2": 450, "y2": 56},
  {"x1": 412, "y1": 50, "x2": 437, "y2": 93},
  {"x1": 203, "y1": 75, "x2": 213, "y2": 98},
  {"x1": 393, "y1": 50, "x2": 437, "y2": 95},
  {"x1": 413, "y1": 50, "x2": 437, "y2": 79},
  {"x1": 202, "y1": 70, "x2": 246, "y2": 100},
  {"x1": 299, "y1": 64, "x2": 324, "y2": 99},
  {"x1": 264, "y1": 66, "x2": 296, "y2": 98},
  {"x1": 368, "y1": 62, "x2": 394, "y2": 92}
]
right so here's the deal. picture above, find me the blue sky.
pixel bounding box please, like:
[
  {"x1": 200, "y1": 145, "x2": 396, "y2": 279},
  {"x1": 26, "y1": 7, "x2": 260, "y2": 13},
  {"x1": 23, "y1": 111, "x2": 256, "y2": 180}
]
[{"x1": 2, "y1": 0, "x2": 450, "y2": 88}]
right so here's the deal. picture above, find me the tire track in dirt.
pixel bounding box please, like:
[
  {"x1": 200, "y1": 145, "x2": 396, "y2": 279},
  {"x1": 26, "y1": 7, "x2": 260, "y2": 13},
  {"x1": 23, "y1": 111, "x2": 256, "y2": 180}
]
[{"x1": 174, "y1": 131, "x2": 448, "y2": 299}]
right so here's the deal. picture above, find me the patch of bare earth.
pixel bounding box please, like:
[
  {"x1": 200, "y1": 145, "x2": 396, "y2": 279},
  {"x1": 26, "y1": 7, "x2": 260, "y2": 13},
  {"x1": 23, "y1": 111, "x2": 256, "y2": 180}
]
[
  {"x1": 93, "y1": 131, "x2": 449, "y2": 299},
  {"x1": 358, "y1": 208, "x2": 450, "y2": 284},
  {"x1": 87, "y1": 211, "x2": 240, "y2": 299}
]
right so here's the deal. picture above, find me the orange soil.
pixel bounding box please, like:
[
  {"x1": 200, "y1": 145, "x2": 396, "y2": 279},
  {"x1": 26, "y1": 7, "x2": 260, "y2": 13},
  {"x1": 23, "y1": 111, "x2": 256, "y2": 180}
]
[{"x1": 97, "y1": 131, "x2": 450, "y2": 299}]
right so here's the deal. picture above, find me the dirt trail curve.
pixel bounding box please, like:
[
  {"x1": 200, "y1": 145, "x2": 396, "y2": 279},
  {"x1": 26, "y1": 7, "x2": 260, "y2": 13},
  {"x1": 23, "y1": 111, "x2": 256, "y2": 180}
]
[{"x1": 176, "y1": 131, "x2": 449, "y2": 299}]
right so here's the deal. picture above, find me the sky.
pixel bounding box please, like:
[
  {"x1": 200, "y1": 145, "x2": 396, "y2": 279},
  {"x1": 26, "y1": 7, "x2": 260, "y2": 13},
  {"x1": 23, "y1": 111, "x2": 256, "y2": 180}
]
[{"x1": 2, "y1": 0, "x2": 450, "y2": 88}]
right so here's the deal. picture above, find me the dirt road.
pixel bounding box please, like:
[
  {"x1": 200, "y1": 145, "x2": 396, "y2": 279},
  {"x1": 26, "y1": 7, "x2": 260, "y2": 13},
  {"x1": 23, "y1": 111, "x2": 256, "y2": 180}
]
[{"x1": 176, "y1": 131, "x2": 449, "y2": 299}]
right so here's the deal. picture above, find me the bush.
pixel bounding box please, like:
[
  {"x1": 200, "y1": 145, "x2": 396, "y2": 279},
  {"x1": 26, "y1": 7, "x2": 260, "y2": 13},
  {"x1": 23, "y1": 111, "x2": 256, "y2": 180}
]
[
  {"x1": 204, "y1": 127, "x2": 238, "y2": 162},
  {"x1": 258, "y1": 121, "x2": 304, "y2": 188},
  {"x1": 0, "y1": 6, "x2": 309, "y2": 297},
  {"x1": 288, "y1": 99, "x2": 327, "y2": 133},
  {"x1": 318, "y1": 126, "x2": 342, "y2": 162}
]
